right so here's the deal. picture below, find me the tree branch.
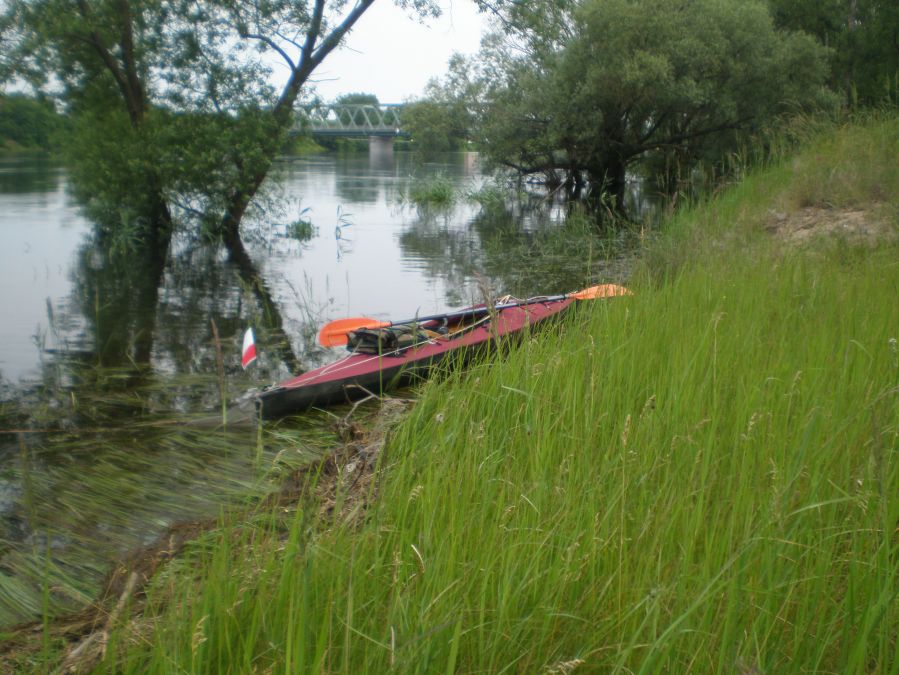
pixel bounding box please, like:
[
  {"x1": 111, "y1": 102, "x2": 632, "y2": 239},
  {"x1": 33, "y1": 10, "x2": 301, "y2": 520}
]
[
  {"x1": 626, "y1": 116, "x2": 754, "y2": 157},
  {"x1": 307, "y1": 0, "x2": 375, "y2": 72},
  {"x1": 647, "y1": 117, "x2": 752, "y2": 150},
  {"x1": 273, "y1": 0, "x2": 375, "y2": 127},
  {"x1": 73, "y1": 0, "x2": 145, "y2": 126},
  {"x1": 238, "y1": 30, "x2": 296, "y2": 70},
  {"x1": 300, "y1": 0, "x2": 326, "y2": 67},
  {"x1": 115, "y1": 0, "x2": 145, "y2": 118}
]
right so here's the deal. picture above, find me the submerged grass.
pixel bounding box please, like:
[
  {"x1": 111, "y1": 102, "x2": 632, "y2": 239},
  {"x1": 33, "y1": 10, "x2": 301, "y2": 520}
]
[
  {"x1": 56, "y1": 115, "x2": 899, "y2": 671},
  {"x1": 0, "y1": 369, "x2": 338, "y2": 631}
]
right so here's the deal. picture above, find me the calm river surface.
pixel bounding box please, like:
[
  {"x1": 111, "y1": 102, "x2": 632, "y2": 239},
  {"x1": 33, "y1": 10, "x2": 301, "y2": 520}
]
[{"x1": 0, "y1": 150, "x2": 630, "y2": 625}]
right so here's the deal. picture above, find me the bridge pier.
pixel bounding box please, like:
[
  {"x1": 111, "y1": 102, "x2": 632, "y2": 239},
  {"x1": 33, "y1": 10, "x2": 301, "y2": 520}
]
[
  {"x1": 369, "y1": 136, "x2": 395, "y2": 169},
  {"x1": 369, "y1": 136, "x2": 395, "y2": 153}
]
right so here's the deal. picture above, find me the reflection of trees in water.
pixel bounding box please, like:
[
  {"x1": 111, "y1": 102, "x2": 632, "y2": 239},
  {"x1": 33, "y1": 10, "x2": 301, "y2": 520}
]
[
  {"x1": 398, "y1": 209, "x2": 484, "y2": 306},
  {"x1": 89, "y1": 240, "x2": 303, "y2": 371},
  {"x1": 333, "y1": 154, "x2": 383, "y2": 204},
  {"x1": 0, "y1": 156, "x2": 63, "y2": 194},
  {"x1": 26, "y1": 229, "x2": 316, "y2": 428},
  {"x1": 71, "y1": 235, "x2": 165, "y2": 370},
  {"x1": 330, "y1": 152, "x2": 481, "y2": 208},
  {"x1": 398, "y1": 203, "x2": 628, "y2": 305}
]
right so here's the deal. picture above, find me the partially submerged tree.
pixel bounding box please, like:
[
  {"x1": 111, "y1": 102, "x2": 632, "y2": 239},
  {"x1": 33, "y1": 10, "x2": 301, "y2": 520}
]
[
  {"x1": 1, "y1": 0, "x2": 439, "y2": 371},
  {"x1": 474, "y1": 0, "x2": 834, "y2": 209}
]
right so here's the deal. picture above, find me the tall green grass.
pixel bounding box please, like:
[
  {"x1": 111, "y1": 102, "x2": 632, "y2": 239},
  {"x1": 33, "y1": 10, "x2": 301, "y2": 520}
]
[
  {"x1": 102, "y1": 117, "x2": 897, "y2": 672},
  {"x1": 109, "y1": 245, "x2": 898, "y2": 673},
  {"x1": 643, "y1": 111, "x2": 898, "y2": 282}
]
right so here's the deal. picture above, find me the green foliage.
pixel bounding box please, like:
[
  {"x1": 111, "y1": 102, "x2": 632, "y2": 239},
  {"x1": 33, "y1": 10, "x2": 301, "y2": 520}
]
[
  {"x1": 0, "y1": 94, "x2": 63, "y2": 151},
  {"x1": 775, "y1": 113, "x2": 899, "y2": 210},
  {"x1": 403, "y1": 54, "x2": 480, "y2": 154},
  {"x1": 285, "y1": 208, "x2": 316, "y2": 242},
  {"x1": 768, "y1": 0, "x2": 899, "y2": 105},
  {"x1": 157, "y1": 107, "x2": 287, "y2": 226},
  {"x1": 334, "y1": 93, "x2": 379, "y2": 107},
  {"x1": 63, "y1": 107, "x2": 170, "y2": 246},
  {"x1": 281, "y1": 135, "x2": 324, "y2": 155},
  {"x1": 333, "y1": 92, "x2": 397, "y2": 126},
  {"x1": 476, "y1": 0, "x2": 835, "y2": 208},
  {"x1": 402, "y1": 100, "x2": 463, "y2": 153},
  {"x1": 405, "y1": 173, "x2": 456, "y2": 207},
  {"x1": 465, "y1": 182, "x2": 507, "y2": 212}
]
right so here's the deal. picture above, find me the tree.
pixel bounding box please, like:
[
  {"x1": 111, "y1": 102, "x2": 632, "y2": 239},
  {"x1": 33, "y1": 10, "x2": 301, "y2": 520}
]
[
  {"x1": 1, "y1": 0, "x2": 441, "y2": 372},
  {"x1": 403, "y1": 99, "x2": 463, "y2": 152},
  {"x1": 0, "y1": 93, "x2": 63, "y2": 150},
  {"x1": 2, "y1": 0, "x2": 441, "y2": 259},
  {"x1": 767, "y1": 0, "x2": 899, "y2": 104},
  {"x1": 474, "y1": 0, "x2": 834, "y2": 209},
  {"x1": 334, "y1": 92, "x2": 381, "y2": 126},
  {"x1": 404, "y1": 54, "x2": 481, "y2": 153}
]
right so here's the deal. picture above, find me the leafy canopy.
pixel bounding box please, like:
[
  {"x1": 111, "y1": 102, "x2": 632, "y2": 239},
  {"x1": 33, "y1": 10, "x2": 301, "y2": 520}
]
[
  {"x1": 403, "y1": 54, "x2": 482, "y2": 153},
  {"x1": 475, "y1": 0, "x2": 834, "y2": 205},
  {"x1": 767, "y1": 0, "x2": 899, "y2": 104}
]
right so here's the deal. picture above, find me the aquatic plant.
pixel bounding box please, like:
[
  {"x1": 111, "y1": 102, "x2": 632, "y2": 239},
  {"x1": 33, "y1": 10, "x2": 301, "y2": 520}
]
[
  {"x1": 285, "y1": 206, "x2": 316, "y2": 242},
  {"x1": 406, "y1": 173, "x2": 456, "y2": 207}
]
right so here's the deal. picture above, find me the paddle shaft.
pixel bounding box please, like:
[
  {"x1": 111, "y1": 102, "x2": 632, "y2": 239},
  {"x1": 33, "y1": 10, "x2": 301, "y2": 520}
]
[{"x1": 386, "y1": 294, "x2": 573, "y2": 329}]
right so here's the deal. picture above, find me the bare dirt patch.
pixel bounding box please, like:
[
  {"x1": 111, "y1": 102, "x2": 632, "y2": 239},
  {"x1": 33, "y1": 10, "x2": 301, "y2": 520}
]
[{"x1": 765, "y1": 205, "x2": 897, "y2": 245}]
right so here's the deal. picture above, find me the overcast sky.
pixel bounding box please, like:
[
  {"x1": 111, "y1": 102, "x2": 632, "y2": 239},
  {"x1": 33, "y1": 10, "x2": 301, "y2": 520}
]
[{"x1": 306, "y1": 2, "x2": 487, "y2": 104}]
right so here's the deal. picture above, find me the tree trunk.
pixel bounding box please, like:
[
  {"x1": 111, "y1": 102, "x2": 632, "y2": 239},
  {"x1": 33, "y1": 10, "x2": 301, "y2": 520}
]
[
  {"x1": 221, "y1": 224, "x2": 302, "y2": 374},
  {"x1": 587, "y1": 157, "x2": 628, "y2": 212},
  {"x1": 845, "y1": 0, "x2": 858, "y2": 102}
]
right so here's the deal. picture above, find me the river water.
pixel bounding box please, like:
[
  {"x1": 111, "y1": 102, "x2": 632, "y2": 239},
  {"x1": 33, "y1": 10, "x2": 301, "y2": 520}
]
[{"x1": 0, "y1": 150, "x2": 631, "y2": 625}]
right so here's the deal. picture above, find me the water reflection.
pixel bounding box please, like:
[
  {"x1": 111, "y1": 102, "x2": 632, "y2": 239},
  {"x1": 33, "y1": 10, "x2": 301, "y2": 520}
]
[
  {"x1": 368, "y1": 140, "x2": 396, "y2": 172},
  {"x1": 0, "y1": 155, "x2": 62, "y2": 194},
  {"x1": 398, "y1": 201, "x2": 635, "y2": 302}
]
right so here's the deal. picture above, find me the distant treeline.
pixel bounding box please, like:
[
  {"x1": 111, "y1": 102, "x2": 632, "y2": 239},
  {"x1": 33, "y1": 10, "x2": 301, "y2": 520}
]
[{"x1": 0, "y1": 93, "x2": 65, "y2": 152}]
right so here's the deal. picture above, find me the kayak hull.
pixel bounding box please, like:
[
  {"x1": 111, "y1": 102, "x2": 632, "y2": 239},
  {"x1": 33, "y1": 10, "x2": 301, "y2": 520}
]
[{"x1": 258, "y1": 297, "x2": 574, "y2": 419}]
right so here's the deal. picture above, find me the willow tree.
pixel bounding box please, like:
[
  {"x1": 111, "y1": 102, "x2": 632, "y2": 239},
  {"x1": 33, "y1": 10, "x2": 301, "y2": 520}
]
[{"x1": 475, "y1": 0, "x2": 834, "y2": 209}]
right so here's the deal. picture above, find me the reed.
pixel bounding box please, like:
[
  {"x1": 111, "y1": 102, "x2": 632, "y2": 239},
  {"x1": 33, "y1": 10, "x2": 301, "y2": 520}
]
[{"x1": 99, "y1": 115, "x2": 898, "y2": 672}]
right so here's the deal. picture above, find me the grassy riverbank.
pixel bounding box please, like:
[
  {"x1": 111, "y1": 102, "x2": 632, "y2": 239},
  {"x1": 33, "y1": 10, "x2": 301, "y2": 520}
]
[{"x1": 39, "y1": 114, "x2": 899, "y2": 671}]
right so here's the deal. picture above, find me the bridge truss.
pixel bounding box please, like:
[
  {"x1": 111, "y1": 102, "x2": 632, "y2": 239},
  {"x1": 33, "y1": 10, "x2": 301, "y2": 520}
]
[{"x1": 295, "y1": 104, "x2": 408, "y2": 138}]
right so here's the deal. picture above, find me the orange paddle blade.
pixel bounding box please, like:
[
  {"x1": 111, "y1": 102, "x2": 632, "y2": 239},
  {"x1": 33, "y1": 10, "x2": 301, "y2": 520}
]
[
  {"x1": 317, "y1": 317, "x2": 390, "y2": 347},
  {"x1": 570, "y1": 283, "x2": 632, "y2": 300}
]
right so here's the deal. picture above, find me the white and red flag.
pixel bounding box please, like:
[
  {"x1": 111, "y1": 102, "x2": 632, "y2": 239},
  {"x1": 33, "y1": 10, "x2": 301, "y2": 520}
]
[{"x1": 241, "y1": 328, "x2": 257, "y2": 369}]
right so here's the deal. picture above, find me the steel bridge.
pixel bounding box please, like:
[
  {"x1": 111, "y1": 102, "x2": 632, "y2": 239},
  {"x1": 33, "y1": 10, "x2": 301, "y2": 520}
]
[{"x1": 293, "y1": 103, "x2": 409, "y2": 139}]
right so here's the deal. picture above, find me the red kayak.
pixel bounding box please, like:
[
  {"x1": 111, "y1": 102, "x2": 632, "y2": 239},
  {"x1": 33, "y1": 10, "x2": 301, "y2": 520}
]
[{"x1": 257, "y1": 285, "x2": 628, "y2": 419}]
